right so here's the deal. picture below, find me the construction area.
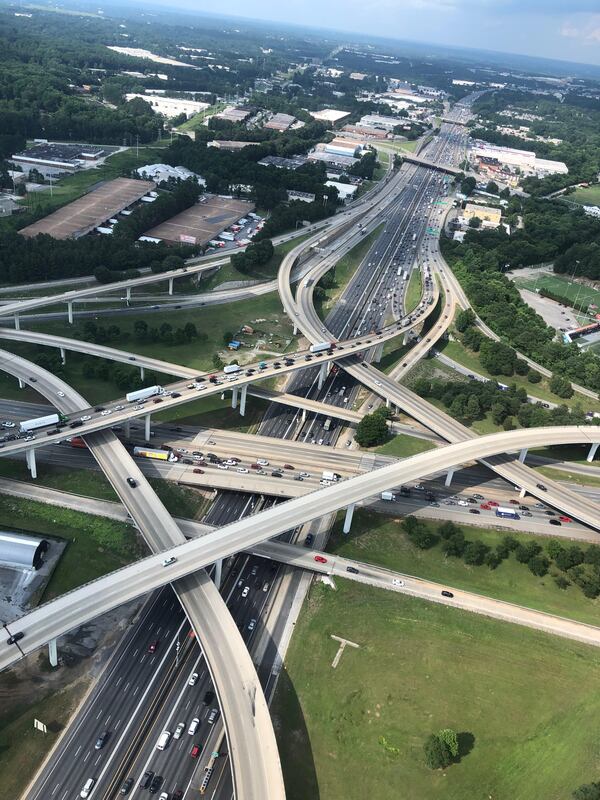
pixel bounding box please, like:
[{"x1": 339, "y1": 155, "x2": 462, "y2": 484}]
[
  {"x1": 19, "y1": 177, "x2": 156, "y2": 240},
  {"x1": 143, "y1": 195, "x2": 254, "y2": 245}
]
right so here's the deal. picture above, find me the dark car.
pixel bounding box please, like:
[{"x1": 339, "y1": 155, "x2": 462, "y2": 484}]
[
  {"x1": 149, "y1": 775, "x2": 163, "y2": 794},
  {"x1": 304, "y1": 534, "x2": 314, "y2": 547},
  {"x1": 95, "y1": 731, "x2": 109, "y2": 750},
  {"x1": 70, "y1": 420, "x2": 83, "y2": 428},
  {"x1": 120, "y1": 778, "x2": 134, "y2": 795},
  {"x1": 469, "y1": 508, "x2": 480, "y2": 515},
  {"x1": 140, "y1": 772, "x2": 154, "y2": 790},
  {"x1": 346, "y1": 566, "x2": 359, "y2": 574},
  {"x1": 147, "y1": 640, "x2": 158, "y2": 654},
  {"x1": 549, "y1": 519, "x2": 561, "y2": 526},
  {"x1": 172, "y1": 791, "x2": 184, "y2": 800},
  {"x1": 536, "y1": 483, "x2": 547, "y2": 491},
  {"x1": 271, "y1": 471, "x2": 283, "y2": 478},
  {"x1": 171, "y1": 392, "x2": 181, "y2": 398},
  {"x1": 6, "y1": 631, "x2": 24, "y2": 645},
  {"x1": 441, "y1": 590, "x2": 454, "y2": 598},
  {"x1": 126, "y1": 477, "x2": 137, "y2": 488},
  {"x1": 203, "y1": 690, "x2": 215, "y2": 705},
  {"x1": 193, "y1": 468, "x2": 204, "y2": 474},
  {"x1": 94, "y1": 406, "x2": 105, "y2": 412}
]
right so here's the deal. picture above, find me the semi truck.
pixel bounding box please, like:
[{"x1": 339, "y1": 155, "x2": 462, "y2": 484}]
[
  {"x1": 19, "y1": 413, "x2": 62, "y2": 433},
  {"x1": 381, "y1": 491, "x2": 395, "y2": 501},
  {"x1": 133, "y1": 446, "x2": 177, "y2": 462},
  {"x1": 310, "y1": 341, "x2": 335, "y2": 353},
  {"x1": 126, "y1": 386, "x2": 163, "y2": 403},
  {"x1": 322, "y1": 470, "x2": 340, "y2": 482},
  {"x1": 223, "y1": 364, "x2": 241, "y2": 375}
]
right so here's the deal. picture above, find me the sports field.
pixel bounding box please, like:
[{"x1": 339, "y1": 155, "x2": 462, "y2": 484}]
[
  {"x1": 569, "y1": 184, "x2": 600, "y2": 206},
  {"x1": 514, "y1": 271, "x2": 600, "y2": 309}
]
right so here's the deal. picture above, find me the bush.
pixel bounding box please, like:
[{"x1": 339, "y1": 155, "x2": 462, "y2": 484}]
[
  {"x1": 355, "y1": 412, "x2": 389, "y2": 447},
  {"x1": 423, "y1": 734, "x2": 452, "y2": 770},
  {"x1": 527, "y1": 369, "x2": 542, "y2": 383}
]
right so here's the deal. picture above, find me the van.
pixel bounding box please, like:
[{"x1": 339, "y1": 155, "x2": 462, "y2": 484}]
[
  {"x1": 188, "y1": 717, "x2": 200, "y2": 735},
  {"x1": 80, "y1": 778, "x2": 95, "y2": 798},
  {"x1": 156, "y1": 730, "x2": 171, "y2": 751}
]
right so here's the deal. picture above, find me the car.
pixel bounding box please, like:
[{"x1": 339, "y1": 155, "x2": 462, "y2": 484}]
[
  {"x1": 488, "y1": 500, "x2": 499, "y2": 507},
  {"x1": 1, "y1": 421, "x2": 15, "y2": 428},
  {"x1": 283, "y1": 464, "x2": 294, "y2": 470},
  {"x1": 162, "y1": 556, "x2": 177, "y2": 567},
  {"x1": 241, "y1": 586, "x2": 250, "y2": 598},
  {"x1": 6, "y1": 631, "x2": 24, "y2": 645},
  {"x1": 172, "y1": 791, "x2": 184, "y2": 800},
  {"x1": 140, "y1": 772, "x2": 154, "y2": 790},
  {"x1": 57, "y1": 391, "x2": 65, "y2": 398},
  {"x1": 174, "y1": 722, "x2": 185, "y2": 740},
  {"x1": 101, "y1": 409, "x2": 111, "y2": 416},
  {"x1": 147, "y1": 640, "x2": 158, "y2": 654},
  {"x1": 469, "y1": 508, "x2": 480, "y2": 515},
  {"x1": 545, "y1": 510, "x2": 556, "y2": 517},
  {"x1": 549, "y1": 519, "x2": 561, "y2": 526},
  {"x1": 314, "y1": 555, "x2": 327, "y2": 564},
  {"x1": 217, "y1": 464, "x2": 229, "y2": 471},
  {"x1": 519, "y1": 505, "x2": 529, "y2": 511},
  {"x1": 207, "y1": 708, "x2": 219, "y2": 724},
  {"x1": 126, "y1": 477, "x2": 137, "y2": 488},
  {"x1": 472, "y1": 493, "x2": 485, "y2": 501},
  {"x1": 522, "y1": 511, "x2": 532, "y2": 517},
  {"x1": 237, "y1": 467, "x2": 249, "y2": 473},
  {"x1": 158, "y1": 794, "x2": 169, "y2": 800},
  {"x1": 203, "y1": 690, "x2": 215, "y2": 705},
  {"x1": 441, "y1": 590, "x2": 454, "y2": 598},
  {"x1": 120, "y1": 778, "x2": 134, "y2": 795},
  {"x1": 247, "y1": 618, "x2": 256, "y2": 631},
  {"x1": 192, "y1": 468, "x2": 205, "y2": 475},
  {"x1": 190, "y1": 743, "x2": 202, "y2": 758},
  {"x1": 188, "y1": 671, "x2": 199, "y2": 687},
  {"x1": 304, "y1": 534, "x2": 314, "y2": 547},
  {"x1": 80, "y1": 779, "x2": 95, "y2": 798},
  {"x1": 95, "y1": 731, "x2": 109, "y2": 749},
  {"x1": 480, "y1": 503, "x2": 491, "y2": 510},
  {"x1": 271, "y1": 471, "x2": 283, "y2": 478},
  {"x1": 188, "y1": 718, "x2": 200, "y2": 735},
  {"x1": 257, "y1": 458, "x2": 269, "y2": 466},
  {"x1": 149, "y1": 775, "x2": 163, "y2": 794},
  {"x1": 30, "y1": 377, "x2": 37, "y2": 382},
  {"x1": 559, "y1": 516, "x2": 572, "y2": 523},
  {"x1": 536, "y1": 483, "x2": 547, "y2": 491},
  {"x1": 392, "y1": 578, "x2": 404, "y2": 587},
  {"x1": 346, "y1": 566, "x2": 359, "y2": 574}
]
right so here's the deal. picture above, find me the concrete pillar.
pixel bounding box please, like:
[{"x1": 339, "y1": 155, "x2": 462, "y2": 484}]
[
  {"x1": 293, "y1": 323, "x2": 298, "y2": 336},
  {"x1": 67, "y1": 301, "x2": 73, "y2": 324},
  {"x1": 26, "y1": 448, "x2": 37, "y2": 480},
  {"x1": 14, "y1": 313, "x2": 20, "y2": 331},
  {"x1": 374, "y1": 343, "x2": 384, "y2": 363},
  {"x1": 126, "y1": 286, "x2": 131, "y2": 302},
  {"x1": 343, "y1": 503, "x2": 355, "y2": 534},
  {"x1": 48, "y1": 638, "x2": 58, "y2": 668},
  {"x1": 385, "y1": 397, "x2": 390, "y2": 408},
  {"x1": 60, "y1": 347, "x2": 66, "y2": 366},
  {"x1": 518, "y1": 448, "x2": 528, "y2": 464},
  {"x1": 124, "y1": 419, "x2": 131, "y2": 438},
  {"x1": 144, "y1": 414, "x2": 151, "y2": 442},
  {"x1": 444, "y1": 467, "x2": 455, "y2": 487},
  {"x1": 231, "y1": 387, "x2": 239, "y2": 410},
  {"x1": 140, "y1": 366, "x2": 145, "y2": 382},
  {"x1": 587, "y1": 442, "x2": 599, "y2": 463},
  {"x1": 317, "y1": 362, "x2": 328, "y2": 390},
  {"x1": 214, "y1": 559, "x2": 223, "y2": 590},
  {"x1": 519, "y1": 487, "x2": 526, "y2": 498},
  {"x1": 18, "y1": 377, "x2": 24, "y2": 389},
  {"x1": 168, "y1": 277, "x2": 174, "y2": 296},
  {"x1": 239, "y1": 384, "x2": 248, "y2": 417},
  {"x1": 301, "y1": 409, "x2": 307, "y2": 424},
  {"x1": 403, "y1": 332, "x2": 410, "y2": 345}
]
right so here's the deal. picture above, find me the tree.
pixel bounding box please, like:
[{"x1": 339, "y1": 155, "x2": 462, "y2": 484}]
[
  {"x1": 455, "y1": 308, "x2": 476, "y2": 332},
  {"x1": 479, "y1": 340, "x2": 517, "y2": 376},
  {"x1": 573, "y1": 781, "x2": 600, "y2": 800},
  {"x1": 468, "y1": 216, "x2": 482, "y2": 229},
  {"x1": 461, "y1": 176, "x2": 476, "y2": 196},
  {"x1": 528, "y1": 555, "x2": 550, "y2": 577},
  {"x1": 465, "y1": 394, "x2": 481, "y2": 421},
  {"x1": 549, "y1": 373, "x2": 574, "y2": 399},
  {"x1": 423, "y1": 734, "x2": 452, "y2": 770},
  {"x1": 463, "y1": 327, "x2": 482, "y2": 352},
  {"x1": 463, "y1": 540, "x2": 490, "y2": 566},
  {"x1": 486, "y1": 181, "x2": 499, "y2": 194},
  {"x1": 527, "y1": 369, "x2": 542, "y2": 384},
  {"x1": 355, "y1": 412, "x2": 389, "y2": 447},
  {"x1": 438, "y1": 729, "x2": 459, "y2": 758}
]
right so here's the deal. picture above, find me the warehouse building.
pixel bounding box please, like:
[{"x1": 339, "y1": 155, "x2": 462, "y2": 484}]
[
  {"x1": 0, "y1": 531, "x2": 48, "y2": 571},
  {"x1": 264, "y1": 113, "x2": 296, "y2": 131},
  {"x1": 214, "y1": 106, "x2": 252, "y2": 123},
  {"x1": 125, "y1": 93, "x2": 210, "y2": 118},
  {"x1": 258, "y1": 155, "x2": 307, "y2": 170},
  {"x1": 136, "y1": 163, "x2": 206, "y2": 186},
  {"x1": 309, "y1": 109, "x2": 351, "y2": 124},
  {"x1": 359, "y1": 114, "x2": 402, "y2": 132},
  {"x1": 307, "y1": 150, "x2": 359, "y2": 169},
  {"x1": 325, "y1": 180, "x2": 358, "y2": 202},
  {"x1": 208, "y1": 140, "x2": 254, "y2": 151},
  {"x1": 11, "y1": 142, "x2": 106, "y2": 172},
  {"x1": 324, "y1": 137, "x2": 365, "y2": 158}
]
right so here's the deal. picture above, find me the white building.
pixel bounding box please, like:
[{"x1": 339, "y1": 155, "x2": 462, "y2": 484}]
[
  {"x1": 135, "y1": 163, "x2": 206, "y2": 186},
  {"x1": 473, "y1": 143, "x2": 568, "y2": 177},
  {"x1": 359, "y1": 114, "x2": 402, "y2": 132},
  {"x1": 325, "y1": 180, "x2": 358, "y2": 202},
  {"x1": 310, "y1": 109, "x2": 351, "y2": 124},
  {"x1": 125, "y1": 93, "x2": 210, "y2": 118}
]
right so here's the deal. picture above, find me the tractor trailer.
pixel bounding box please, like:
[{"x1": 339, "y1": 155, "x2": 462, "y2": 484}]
[
  {"x1": 19, "y1": 414, "x2": 62, "y2": 433},
  {"x1": 310, "y1": 342, "x2": 336, "y2": 353},
  {"x1": 126, "y1": 386, "x2": 163, "y2": 403}
]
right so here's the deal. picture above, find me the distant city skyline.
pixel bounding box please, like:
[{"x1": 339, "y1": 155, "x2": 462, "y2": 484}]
[{"x1": 135, "y1": 0, "x2": 600, "y2": 68}]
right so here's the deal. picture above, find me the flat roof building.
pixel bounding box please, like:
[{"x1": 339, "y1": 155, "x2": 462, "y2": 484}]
[
  {"x1": 214, "y1": 106, "x2": 252, "y2": 123},
  {"x1": 325, "y1": 180, "x2": 358, "y2": 201},
  {"x1": 265, "y1": 113, "x2": 296, "y2": 131},
  {"x1": 359, "y1": 114, "x2": 402, "y2": 131},
  {"x1": 136, "y1": 163, "x2": 206, "y2": 186},
  {"x1": 287, "y1": 190, "x2": 316, "y2": 203},
  {"x1": 464, "y1": 203, "x2": 502, "y2": 228},
  {"x1": 12, "y1": 142, "x2": 105, "y2": 172},
  {"x1": 207, "y1": 140, "x2": 254, "y2": 151},
  {"x1": 309, "y1": 109, "x2": 351, "y2": 124},
  {"x1": 258, "y1": 155, "x2": 307, "y2": 170},
  {"x1": 125, "y1": 93, "x2": 210, "y2": 118}
]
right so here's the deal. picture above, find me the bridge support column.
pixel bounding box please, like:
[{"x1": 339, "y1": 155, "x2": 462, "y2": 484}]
[
  {"x1": 126, "y1": 286, "x2": 131, "y2": 302},
  {"x1": 14, "y1": 313, "x2": 19, "y2": 331},
  {"x1": 67, "y1": 301, "x2": 73, "y2": 324},
  {"x1": 317, "y1": 362, "x2": 328, "y2": 390},
  {"x1": 518, "y1": 448, "x2": 528, "y2": 464},
  {"x1": 301, "y1": 409, "x2": 307, "y2": 424},
  {"x1": 444, "y1": 467, "x2": 455, "y2": 487},
  {"x1": 293, "y1": 323, "x2": 298, "y2": 336},
  {"x1": 60, "y1": 347, "x2": 66, "y2": 366},
  {"x1": 17, "y1": 377, "x2": 24, "y2": 389},
  {"x1": 374, "y1": 343, "x2": 384, "y2": 363},
  {"x1": 231, "y1": 387, "x2": 239, "y2": 410},
  {"x1": 144, "y1": 414, "x2": 151, "y2": 442},
  {"x1": 26, "y1": 448, "x2": 37, "y2": 480},
  {"x1": 168, "y1": 277, "x2": 174, "y2": 295},
  {"x1": 519, "y1": 487, "x2": 527, "y2": 498},
  {"x1": 403, "y1": 332, "x2": 410, "y2": 345},
  {"x1": 385, "y1": 397, "x2": 391, "y2": 409},
  {"x1": 587, "y1": 443, "x2": 599, "y2": 463},
  {"x1": 343, "y1": 503, "x2": 355, "y2": 534},
  {"x1": 140, "y1": 366, "x2": 145, "y2": 382},
  {"x1": 124, "y1": 419, "x2": 130, "y2": 438},
  {"x1": 48, "y1": 638, "x2": 58, "y2": 668},
  {"x1": 239, "y1": 384, "x2": 248, "y2": 417},
  {"x1": 214, "y1": 559, "x2": 222, "y2": 590}
]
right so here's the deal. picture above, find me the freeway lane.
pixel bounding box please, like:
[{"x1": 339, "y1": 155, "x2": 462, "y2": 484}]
[{"x1": 2, "y1": 424, "x2": 600, "y2": 675}]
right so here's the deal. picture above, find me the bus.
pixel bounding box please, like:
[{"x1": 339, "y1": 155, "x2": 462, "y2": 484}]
[
  {"x1": 495, "y1": 506, "x2": 519, "y2": 520},
  {"x1": 133, "y1": 446, "x2": 178, "y2": 462}
]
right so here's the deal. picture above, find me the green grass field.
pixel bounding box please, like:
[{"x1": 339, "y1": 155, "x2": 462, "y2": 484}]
[
  {"x1": 177, "y1": 102, "x2": 228, "y2": 132},
  {"x1": 327, "y1": 510, "x2": 600, "y2": 625},
  {"x1": 569, "y1": 184, "x2": 600, "y2": 206},
  {"x1": 273, "y1": 579, "x2": 600, "y2": 800},
  {"x1": 374, "y1": 433, "x2": 436, "y2": 458},
  {"x1": 513, "y1": 271, "x2": 600, "y2": 311},
  {"x1": 404, "y1": 268, "x2": 422, "y2": 313}
]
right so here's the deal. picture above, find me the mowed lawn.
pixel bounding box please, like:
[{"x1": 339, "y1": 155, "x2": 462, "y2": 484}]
[
  {"x1": 569, "y1": 184, "x2": 600, "y2": 206},
  {"x1": 273, "y1": 579, "x2": 600, "y2": 800}
]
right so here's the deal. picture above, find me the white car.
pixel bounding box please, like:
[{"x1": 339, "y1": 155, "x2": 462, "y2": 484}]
[
  {"x1": 300, "y1": 472, "x2": 310, "y2": 478},
  {"x1": 188, "y1": 672, "x2": 199, "y2": 686},
  {"x1": 392, "y1": 578, "x2": 404, "y2": 587},
  {"x1": 217, "y1": 464, "x2": 229, "y2": 471},
  {"x1": 100, "y1": 410, "x2": 111, "y2": 416},
  {"x1": 247, "y1": 618, "x2": 256, "y2": 631},
  {"x1": 162, "y1": 556, "x2": 177, "y2": 567},
  {"x1": 56, "y1": 391, "x2": 65, "y2": 398},
  {"x1": 2, "y1": 421, "x2": 15, "y2": 428},
  {"x1": 188, "y1": 718, "x2": 200, "y2": 736},
  {"x1": 173, "y1": 722, "x2": 185, "y2": 740},
  {"x1": 257, "y1": 459, "x2": 269, "y2": 466},
  {"x1": 374, "y1": 380, "x2": 382, "y2": 386},
  {"x1": 241, "y1": 586, "x2": 250, "y2": 598},
  {"x1": 237, "y1": 467, "x2": 249, "y2": 473},
  {"x1": 114, "y1": 405, "x2": 124, "y2": 411},
  {"x1": 80, "y1": 415, "x2": 91, "y2": 422}
]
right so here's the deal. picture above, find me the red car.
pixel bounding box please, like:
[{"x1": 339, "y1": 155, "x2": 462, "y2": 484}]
[
  {"x1": 559, "y1": 516, "x2": 572, "y2": 523},
  {"x1": 508, "y1": 499, "x2": 520, "y2": 505},
  {"x1": 147, "y1": 640, "x2": 158, "y2": 654},
  {"x1": 193, "y1": 468, "x2": 204, "y2": 474},
  {"x1": 283, "y1": 464, "x2": 294, "y2": 470},
  {"x1": 480, "y1": 503, "x2": 491, "y2": 510},
  {"x1": 488, "y1": 500, "x2": 499, "y2": 507},
  {"x1": 314, "y1": 555, "x2": 328, "y2": 564},
  {"x1": 190, "y1": 744, "x2": 202, "y2": 758}
]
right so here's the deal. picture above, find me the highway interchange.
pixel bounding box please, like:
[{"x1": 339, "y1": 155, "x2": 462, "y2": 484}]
[{"x1": 2, "y1": 92, "x2": 600, "y2": 800}]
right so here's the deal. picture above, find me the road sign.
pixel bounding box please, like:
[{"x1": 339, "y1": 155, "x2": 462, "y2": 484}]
[{"x1": 34, "y1": 719, "x2": 47, "y2": 733}]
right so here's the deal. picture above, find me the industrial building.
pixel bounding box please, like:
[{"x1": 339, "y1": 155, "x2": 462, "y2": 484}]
[
  {"x1": 135, "y1": 163, "x2": 206, "y2": 186},
  {"x1": 307, "y1": 150, "x2": 359, "y2": 169},
  {"x1": 325, "y1": 180, "x2": 358, "y2": 202},
  {"x1": 0, "y1": 531, "x2": 48, "y2": 570},
  {"x1": 264, "y1": 113, "x2": 296, "y2": 131},
  {"x1": 286, "y1": 190, "x2": 316, "y2": 203},
  {"x1": 11, "y1": 142, "x2": 106, "y2": 172},
  {"x1": 142, "y1": 194, "x2": 254, "y2": 246},
  {"x1": 309, "y1": 109, "x2": 351, "y2": 124},
  {"x1": 472, "y1": 142, "x2": 568, "y2": 178},
  {"x1": 208, "y1": 140, "x2": 254, "y2": 151},
  {"x1": 324, "y1": 137, "x2": 365, "y2": 158},
  {"x1": 359, "y1": 114, "x2": 402, "y2": 132},
  {"x1": 125, "y1": 93, "x2": 210, "y2": 118},
  {"x1": 258, "y1": 155, "x2": 307, "y2": 170},
  {"x1": 342, "y1": 124, "x2": 388, "y2": 140},
  {"x1": 19, "y1": 177, "x2": 156, "y2": 240},
  {"x1": 215, "y1": 106, "x2": 252, "y2": 123}
]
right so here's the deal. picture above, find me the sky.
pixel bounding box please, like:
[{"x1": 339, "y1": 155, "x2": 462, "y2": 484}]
[{"x1": 138, "y1": 0, "x2": 600, "y2": 67}]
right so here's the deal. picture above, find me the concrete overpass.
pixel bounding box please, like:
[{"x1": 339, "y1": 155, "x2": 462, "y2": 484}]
[{"x1": 401, "y1": 153, "x2": 462, "y2": 176}]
